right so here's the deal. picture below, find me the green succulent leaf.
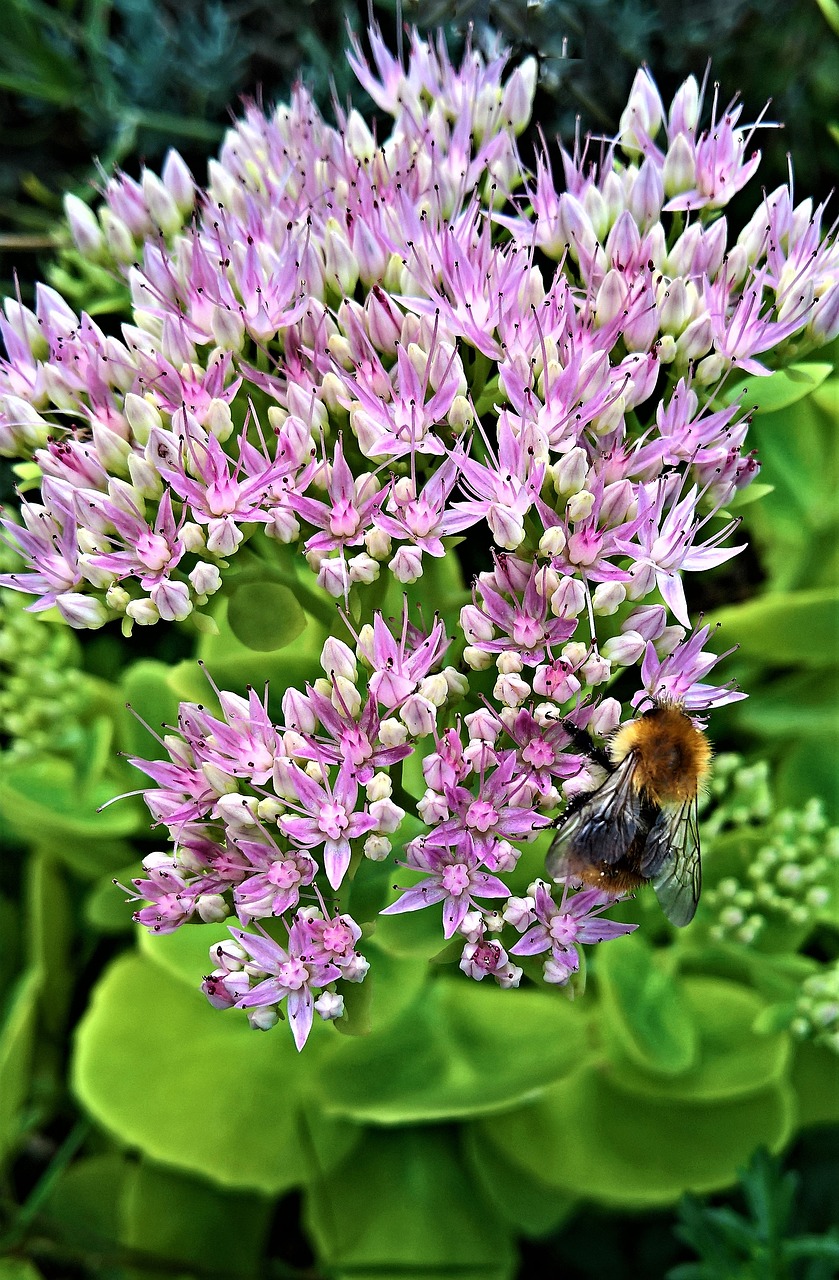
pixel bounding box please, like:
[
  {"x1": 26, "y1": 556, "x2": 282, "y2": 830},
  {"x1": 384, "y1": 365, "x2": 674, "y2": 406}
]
[
  {"x1": 226, "y1": 579, "x2": 308, "y2": 651},
  {"x1": 723, "y1": 362, "x2": 833, "y2": 414},
  {"x1": 314, "y1": 976, "x2": 590, "y2": 1123},
  {"x1": 0, "y1": 968, "x2": 41, "y2": 1171},
  {"x1": 476, "y1": 1067, "x2": 795, "y2": 1208},
  {"x1": 72, "y1": 953, "x2": 358, "y2": 1194},
  {"x1": 597, "y1": 933, "x2": 697, "y2": 1076},
  {"x1": 0, "y1": 756, "x2": 141, "y2": 858},
  {"x1": 601, "y1": 977, "x2": 791, "y2": 1102},
  {"x1": 121, "y1": 659, "x2": 185, "y2": 759},
  {"x1": 304, "y1": 1126, "x2": 516, "y2": 1280},
  {"x1": 462, "y1": 1123, "x2": 577, "y2": 1237},
  {"x1": 710, "y1": 588, "x2": 839, "y2": 670},
  {"x1": 120, "y1": 1158, "x2": 273, "y2": 1277}
]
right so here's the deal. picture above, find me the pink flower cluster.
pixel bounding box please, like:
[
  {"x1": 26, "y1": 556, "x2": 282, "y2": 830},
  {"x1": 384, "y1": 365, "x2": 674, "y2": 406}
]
[
  {"x1": 2, "y1": 27, "x2": 836, "y2": 1044},
  {"x1": 1, "y1": 36, "x2": 835, "y2": 631}
]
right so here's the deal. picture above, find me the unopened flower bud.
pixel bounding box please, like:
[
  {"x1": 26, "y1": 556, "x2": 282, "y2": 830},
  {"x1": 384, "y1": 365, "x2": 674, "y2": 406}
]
[
  {"x1": 400, "y1": 694, "x2": 437, "y2": 737},
  {"x1": 553, "y1": 446, "x2": 588, "y2": 496},
  {"x1": 592, "y1": 581, "x2": 626, "y2": 616},
  {"x1": 197, "y1": 894, "x2": 229, "y2": 924},
  {"x1": 369, "y1": 797, "x2": 405, "y2": 832},
  {"x1": 653, "y1": 626, "x2": 685, "y2": 659},
  {"x1": 566, "y1": 489, "x2": 596, "y2": 522},
  {"x1": 581, "y1": 652, "x2": 611, "y2": 685},
  {"x1": 493, "y1": 672, "x2": 530, "y2": 707},
  {"x1": 602, "y1": 630, "x2": 645, "y2": 665},
  {"x1": 56, "y1": 593, "x2": 110, "y2": 629},
  {"x1": 550, "y1": 576, "x2": 586, "y2": 618},
  {"x1": 151, "y1": 578, "x2": 193, "y2": 622},
  {"x1": 125, "y1": 597, "x2": 160, "y2": 626},
  {"x1": 464, "y1": 646, "x2": 494, "y2": 670},
  {"x1": 418, "y1": 673, "x2": 449, "y2": 707},
  {"x1": 539, "y1": 526, "x2": 567, "y2": 557},
  {"x1": 662, "y1": 133, "x2": 697, "y2": 198},
  {"x1": 348, "y1": 552, "x2": 379, "y2": 585},
  {"x1": 314, "y1": 991, "x2": 345, "y2": 1020},
  {"x1": 497, "y1": 650, "x2": 524, "y2": 675},
  {"x1": 589, "y1": 698, "x2": 622, "y2": 737},
  {"x1": 64, "y1": 193, "x2": 104, "y2": 258}
]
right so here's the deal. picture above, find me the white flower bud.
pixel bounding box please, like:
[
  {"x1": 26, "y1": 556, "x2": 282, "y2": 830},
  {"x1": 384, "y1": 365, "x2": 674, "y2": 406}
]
[
  {"x1": 566, "y1": 489, "x2": 596, "y2": 522},
  {"x1": 550, "y1": 577, "x2": 587, "y2": 618},
  {"x1": 369, "y1": 797, "x2": 405, "y2": 832},
  {"x1": 125, "y1": 597, "x2": 160, "y2": 626},
  {"x1": 553, "y1": 446, "x2": 588, "y2": 496},
  {"x1": 248, "y1": 1007, "x2": 280, "y2": 1031},
  {"x1": 348, "y1": 552, "x2": 380, "y2": 585},
  {"x1": 581, "y1": 652, "x2": 611, "y2": 685},
  {"x1": 400, "y1": 694, "x2": 437, "y2": 737},
  {"x1": 332, "y1": 675, "x2": 362, "y2": 718},
  {"x1": 378, "y1": 717, "x2": 409, "y2": 748},
  {"x1": 493, "y1": 673, "x2": 530, "y2": 707},
  {"x1": 56, "y1": 593, "x2": 110, "y2": 629},
  {"x1": 496, "y1": 651, "x2": 524, "y2": 675},
  {"x1": 364, "y1": 835, "x2": 392, "y2": 862},
  {"x1": 197, "y1": 894, "x2": 229, "y2": 924},
  {"x1": 463, "y1": 646, "x2": 495, "y2": 671},
  {"x1": 314, "y1": 991, "x2": 345, "y2": 1021},
  {"x1": 592, "y1": 581, "x2": 627, "y2": 616},
  {"x1": 589, "y1": 698, "x2": 622, "y2": 737},
  {"x1": 539, "y1": 526, "x2": 567, "y2": 557},
  {"x1": 418, "y1": 673, "x2": 450, "y2": 707},
  {"x1": 64, "y1": 193, "x2": 104, "y2": 258},
  {"x1": 601, "y1": 630, "x2": 646, "y2": 666}
]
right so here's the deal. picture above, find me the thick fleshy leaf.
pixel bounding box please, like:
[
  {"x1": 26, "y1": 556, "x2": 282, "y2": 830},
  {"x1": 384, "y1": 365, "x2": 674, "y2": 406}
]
[
  {"x1": 723, "y1": 362, "x2": 832, "y2": 414},
  {"x1": 85, "y1": 867, "x2": 137, "y2": 934},
  {"x1": 304, "y1": 1126, "x2": 516, "y2": 1280},
  {"x1": 774, "y1": 732, "x2": 839, "y2": 819},
  {"x1": 477, "y1": 1067, "x2": 795, "y2": 1208},
  {"x1": 0, "y1": 756, "x2": 141, "y2": 859},
  {"x1": 227, "y1": 580, "x2": 307, "y2": 651},
  {"x1": 601, "y1": 977, "x2": 790, "y2": 1101},
  {"x1": 0, "y1": 1263, "x2": 44, "y2": 1279},
  {"x1": 121, "y1": 1158, "x2": 273, "y2": 1277},
  {"x1": 738, "y1": 389, "x2": 839, "y2": 592},
  {"x1": 596, "y1": 933, "x2": 697, "y2": 1076},
  {"x1": 27, "y1": 854, "x2": 72, "y2": 1036},
  {"x1": 138, "y1": 918, "x2": 230, "y2": 986},
  {"x1": 710, "y1": 588, "x2": 839, "y2": 670},
  {"x1": 121, "y1": 659, "x2": 184, "y2": 759},
  {"x1": 39, "y1": 1153, "x2": 128, "y2": 1253},
  {"x1": 72, "y1": 953, "x2": 358, "y2": 1193},
  {"x1": 314, "y1": 977, "x2": 590, "y2": 1123},
  {"x1": 789, "y1": 1041, "x2": 839, "y2": 1127},
  {"x1": 733, "y1": 669, "x2": 839, "y2": 739},
  {"x1": 462, "y1": 1124, "x2": 577, "y2": 1238},
  {"x1": 0, "y1": 968, "x2": 41, "y2": 1171}
]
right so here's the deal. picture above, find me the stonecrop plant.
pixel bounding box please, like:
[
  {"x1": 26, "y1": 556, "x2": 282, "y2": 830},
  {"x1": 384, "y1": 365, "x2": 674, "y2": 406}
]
[{"x1": 1, "y1": 26, "x2": 837, "y2": 1049}]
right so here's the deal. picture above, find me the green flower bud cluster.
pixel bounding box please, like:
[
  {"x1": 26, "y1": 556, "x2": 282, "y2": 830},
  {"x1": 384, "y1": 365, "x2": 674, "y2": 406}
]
[
  {"x1": 789, "y1": 963, "x2": 839, "y2": 1055},
  {"x1": 705, "y1": 789, "x2": 838, "y2": 947},
  {"x1": 0, "y1": 548, "x2": 88, "y2": 760},
  {"x1": 698, "y1": 753, "x2": 773, "y2": 839}
]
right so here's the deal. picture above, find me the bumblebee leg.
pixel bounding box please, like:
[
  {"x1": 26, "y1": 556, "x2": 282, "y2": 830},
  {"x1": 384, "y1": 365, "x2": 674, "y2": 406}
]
[{"x1": 559, "y1": 718, "x2": 612, "y2": 772}]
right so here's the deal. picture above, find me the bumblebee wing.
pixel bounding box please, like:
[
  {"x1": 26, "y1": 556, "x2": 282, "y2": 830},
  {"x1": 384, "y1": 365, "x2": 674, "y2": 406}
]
[
  {"x1": 646, "y1": 797, "x2": 702, "y2": 927},
  {"x1": 546, "y1": 754, "x2": 644, "y2": 879}
]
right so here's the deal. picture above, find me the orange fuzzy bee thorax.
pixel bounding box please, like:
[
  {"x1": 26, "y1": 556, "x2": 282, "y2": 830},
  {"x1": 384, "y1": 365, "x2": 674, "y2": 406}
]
[{"x1": 609, "y1": 705, "x2": 712, "y2": 806}]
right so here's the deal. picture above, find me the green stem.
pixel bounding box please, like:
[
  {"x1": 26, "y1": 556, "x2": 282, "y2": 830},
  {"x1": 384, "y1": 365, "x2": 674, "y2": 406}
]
[{"x1": 0, "y1": 1118, "x2": 90, "y2": 1250}]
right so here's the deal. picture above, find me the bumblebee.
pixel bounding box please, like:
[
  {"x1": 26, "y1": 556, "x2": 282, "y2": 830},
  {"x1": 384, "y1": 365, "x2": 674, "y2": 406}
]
[{"x1": 546, "y1": 702, "x2": 712, "y2": 926}]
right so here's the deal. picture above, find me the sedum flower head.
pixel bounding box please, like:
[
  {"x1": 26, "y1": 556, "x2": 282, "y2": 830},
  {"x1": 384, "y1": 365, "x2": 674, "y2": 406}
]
[{"x1": 4, "y1": 26, "x2": 833, "y2": 1045}]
